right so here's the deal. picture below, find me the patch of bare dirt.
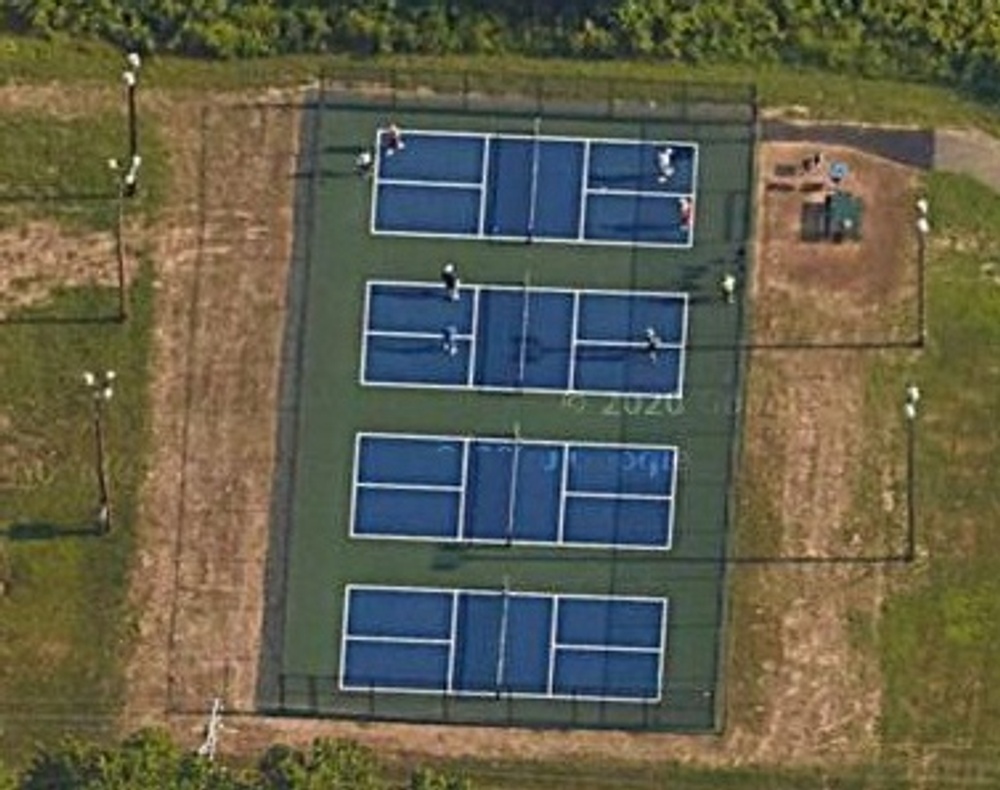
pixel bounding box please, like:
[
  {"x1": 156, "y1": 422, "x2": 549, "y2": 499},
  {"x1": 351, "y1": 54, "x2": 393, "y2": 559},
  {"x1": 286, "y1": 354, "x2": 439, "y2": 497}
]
[
  {"x1": 0, "y1": 221, "x2": 116, "y2": 317},
  {"x1": 0, "y1": 84, "x2": 117, "y2": 117},
  {"x1": 123, "y1": 91, "x2": 301, "y2": 728},
  {"x1": 756, "y1": 143, "x2": 919, "y2": 343},
  {"x1": 713, "y1": 141, "x2": 923, "y2": 766}
]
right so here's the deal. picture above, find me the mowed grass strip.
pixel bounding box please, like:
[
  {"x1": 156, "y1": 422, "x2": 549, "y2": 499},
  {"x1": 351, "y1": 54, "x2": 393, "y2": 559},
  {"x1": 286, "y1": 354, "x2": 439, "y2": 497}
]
[
  {"x1": 0, "y1": 105, "x2": 163, "y2": 763},
  {"x1": 0, "y1": 265, "x2": 153, "y2": 761},
  {"x1": 0, "y1": 111, "x2": 167, "y2": 232},
  {"x1": 0, "y1": 35, "x2": 998, "y2": 135},
  {"x1": 880, "y1": 173, "x2": 1000, "y2": 752}
]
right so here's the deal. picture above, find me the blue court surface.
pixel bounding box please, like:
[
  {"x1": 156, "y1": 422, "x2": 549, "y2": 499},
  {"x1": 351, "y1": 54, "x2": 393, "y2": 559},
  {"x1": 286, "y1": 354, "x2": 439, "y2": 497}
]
[
  {"x1": 362, "y1": 280, "x2": 688, "y2": 398},
  {"x1": 371, "y1": 128, "x2": 698, "y2": 248},
  {"x1": 340, "y1": 585, "x2": 668, "y2": 702},
  {"x1": 352, "y1": 433, "x2": 678, "y2": 550}
]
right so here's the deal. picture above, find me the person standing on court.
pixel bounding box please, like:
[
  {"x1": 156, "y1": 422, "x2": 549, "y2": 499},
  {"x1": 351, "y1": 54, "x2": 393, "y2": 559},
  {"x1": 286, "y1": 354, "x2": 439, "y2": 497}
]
[
  {"x1": 657, "y1": 146, "x2": 674, "y2": 183},
  {"x1": 355, "y1": 149, "x2": 374, "y2": 177},
  {"x1": 679, "y1": 196, "x2": 693, "y2": 227},
  {"x1": 442, "y1": 325, "x2": 458, "y2": 356},
  {"x1": 441, "y1": 263, "x2": 460, "y2": 301},
  {"x1": 385, "y1": 122, "x2": 405, "y2": 156},
  {"x1": 720, "y1": 273, "x2": 737, "y2": 304},
  {"x1": 644, "y1": 327, "x2": 662, "y2": 361}
]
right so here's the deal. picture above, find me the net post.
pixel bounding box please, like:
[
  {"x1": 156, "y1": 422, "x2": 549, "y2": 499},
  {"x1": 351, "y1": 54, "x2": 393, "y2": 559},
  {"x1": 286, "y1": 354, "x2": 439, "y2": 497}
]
[
  {"x1": 441, "y1": 684, "x2": 451, "y2": 722},
  {"x1": 308, "y1": 675, "x2": 318, "y2": 711},
  {"x1": 495, "y1": 575, "x2": 511, "y2": 697},
  {"x1": 505, "y1": 423, "x2": 521, "y2": 546}
]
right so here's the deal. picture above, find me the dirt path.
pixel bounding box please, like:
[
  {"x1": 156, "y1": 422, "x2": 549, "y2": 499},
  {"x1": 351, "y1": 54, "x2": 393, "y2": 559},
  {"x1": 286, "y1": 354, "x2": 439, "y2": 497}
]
[
  {"x1": 934, "y1": 128, "x2": 1000, "y2": 192},
  {"x1": 124, "y1": 90, "x2": 301, "y2": 728}
]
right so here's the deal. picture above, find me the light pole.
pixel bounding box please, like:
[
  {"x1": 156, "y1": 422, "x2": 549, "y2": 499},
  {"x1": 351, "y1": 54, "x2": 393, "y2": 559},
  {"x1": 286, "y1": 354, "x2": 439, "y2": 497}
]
[
  {"x1": 904, "y1": 384, "x2": 920, "y2": 561},
  {"x1": 916, "y1": 200, "x2": 930, "y2": 346},
  {"x1": 123, "y1": 52, "x2": 141, "y2": 167},
  {"x1": 83, "y1": 370, "x2": 116, "y2": 534},
  {"x1": 108, "y1": 154, "x2": 140, "y2": 321}
]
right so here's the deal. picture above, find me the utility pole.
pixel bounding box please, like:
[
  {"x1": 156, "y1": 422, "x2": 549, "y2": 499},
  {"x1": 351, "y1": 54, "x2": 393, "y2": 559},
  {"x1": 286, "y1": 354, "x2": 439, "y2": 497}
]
[
  {"x1": 124, "y1": 52, "x2": 141, "y2": 167},
  {"x1": 82, "y1": 370, "x2": 116, "y2": 534},
  {"x1": 904, "y1": 384, "x2": 920, "y2": 561},
  {"x1": 915, "y1": 198, "x2": 930, "y2": 346}
]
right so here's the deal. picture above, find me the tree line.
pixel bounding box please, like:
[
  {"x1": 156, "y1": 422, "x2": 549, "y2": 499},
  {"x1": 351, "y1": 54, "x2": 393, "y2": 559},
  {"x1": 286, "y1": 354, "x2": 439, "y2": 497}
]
[
  {"x1": 3, "y1": 0, "x2": 1000, "y2": 97},
  {"x1": 0, "y1": 730, "x2": 471, "y2": 789}
]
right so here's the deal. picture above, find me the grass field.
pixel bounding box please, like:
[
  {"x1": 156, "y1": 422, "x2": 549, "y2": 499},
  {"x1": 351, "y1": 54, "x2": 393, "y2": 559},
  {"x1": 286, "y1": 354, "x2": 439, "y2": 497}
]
[
  {"x1": 0, "y1": 34, "x2": 999, "y2": 787},
  {"x1": 0, "y1": 96, "x2": 161, "y2": 762},
  {"x1": 880, "y1": 174, "x2": 1000, "y2": 750},
  {"x1": 0, "y1": 268, "x2": 153, "y2": 760}
]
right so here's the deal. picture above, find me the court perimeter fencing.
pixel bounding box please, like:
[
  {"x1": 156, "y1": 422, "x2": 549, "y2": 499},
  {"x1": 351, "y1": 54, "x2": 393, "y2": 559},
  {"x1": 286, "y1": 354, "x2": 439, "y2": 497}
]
[{"x1": 321, "y1": 63, "x2": 757, "y2": 125}]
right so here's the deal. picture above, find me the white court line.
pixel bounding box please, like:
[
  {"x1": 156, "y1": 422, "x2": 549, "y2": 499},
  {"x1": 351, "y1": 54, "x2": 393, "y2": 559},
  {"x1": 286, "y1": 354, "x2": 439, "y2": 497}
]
[
  {"x1": 477, "y1": 135, "x2": 491, "y2": 236},
  {"x1": 676, "y1": 292, "x2": 691, "y2": 398},
  {"x1": 466, "y1": 288, "x2": 480, "y2": 386},
  {"x1": 368, "y1": 329, "x2": 474, "y2": 341},
  {"x1": 447, "y1": 590, "x2": 460, "y2": 693},
  {"x1": 457, "y1": 438, "x2": 471, "y2": 541},
  {"x1": 495, "y1": 578, "x2": 512, "y2": 693},
  {"x1": 364, "y1": 377, "x2": 683, "y2": 400},
  {"x1": 357, "y1": 481, "x2": 463, "y2": 493},
  {"x1": 353, "y1": 531, "x2": 671, "y2": 552},
  {"x1": 353, "y1": 436, "x2": 680, "y2": 477},
  {"x1": 574, "y1": 338, "x2": 683, "y2": 350},
  {"x1": 347, "y1": 634, "x2": 451, "y2": 646},
  {"x1": 359, "y1": 282, "x2": 373, "y2": 384},
  {"x1": 553, "y1": 642, "x2": 662, "y2": 654},
  {"x1": 665, "y1": 448, "x2": 680, "y2": 551},
  {"x1": 585, "y1": 186, "x2": 691, "y2": 200},
  {"x1": 367, "y1": 128, "x2": 388, "y2": 238},
  {"x1": 556, "y1": 590, "x2": 669, "y2": 606},
  {"x1": 577, "y1": 139, "x2": 591, "y2": 241},
  {"x1": 556, "y1": 444, "x2": 569, "y2": 545},
  {"x1": 656, "y1": 598, "x2": 670, "y2": 705},
  {"x1": 401, "y1": 128, "x2": 698, "y2": 149},
  {"x1": 338, "y1": 584, "x2": 354, "y2": 692},
  {"x1": 526, "y1": 117, "x2": 542, "y2": 239},
  {"x1": 504, "y1": 429, "x2": 522, "y2": 544},
  {"x1": 378, "y1": 177, "x2": 482, "y2": 190},
  {"x1": 348, "y1": 434, "x2": 364, "y2": 538},
  {"x1": 369, "y1": 225, "x2": 692, "y2": 248},
  {"x1": 366, "y1": 279, "x2": 687, "y2": 302},
  {"x1": 516, "y1": 282, "x2": 531, "y2": 386},
  {"x1": 563, "y1": 490, "x2": 672, "y2": 502},
  {"x1": 340, "y1": 679, "x2": 660, "y2": 704},
  {"x1": 566, "y1": 291, "x2": 581, "y2": 390},
  {"x1": 547, "y1": 596, "x2": 559, "y2": 695}
]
